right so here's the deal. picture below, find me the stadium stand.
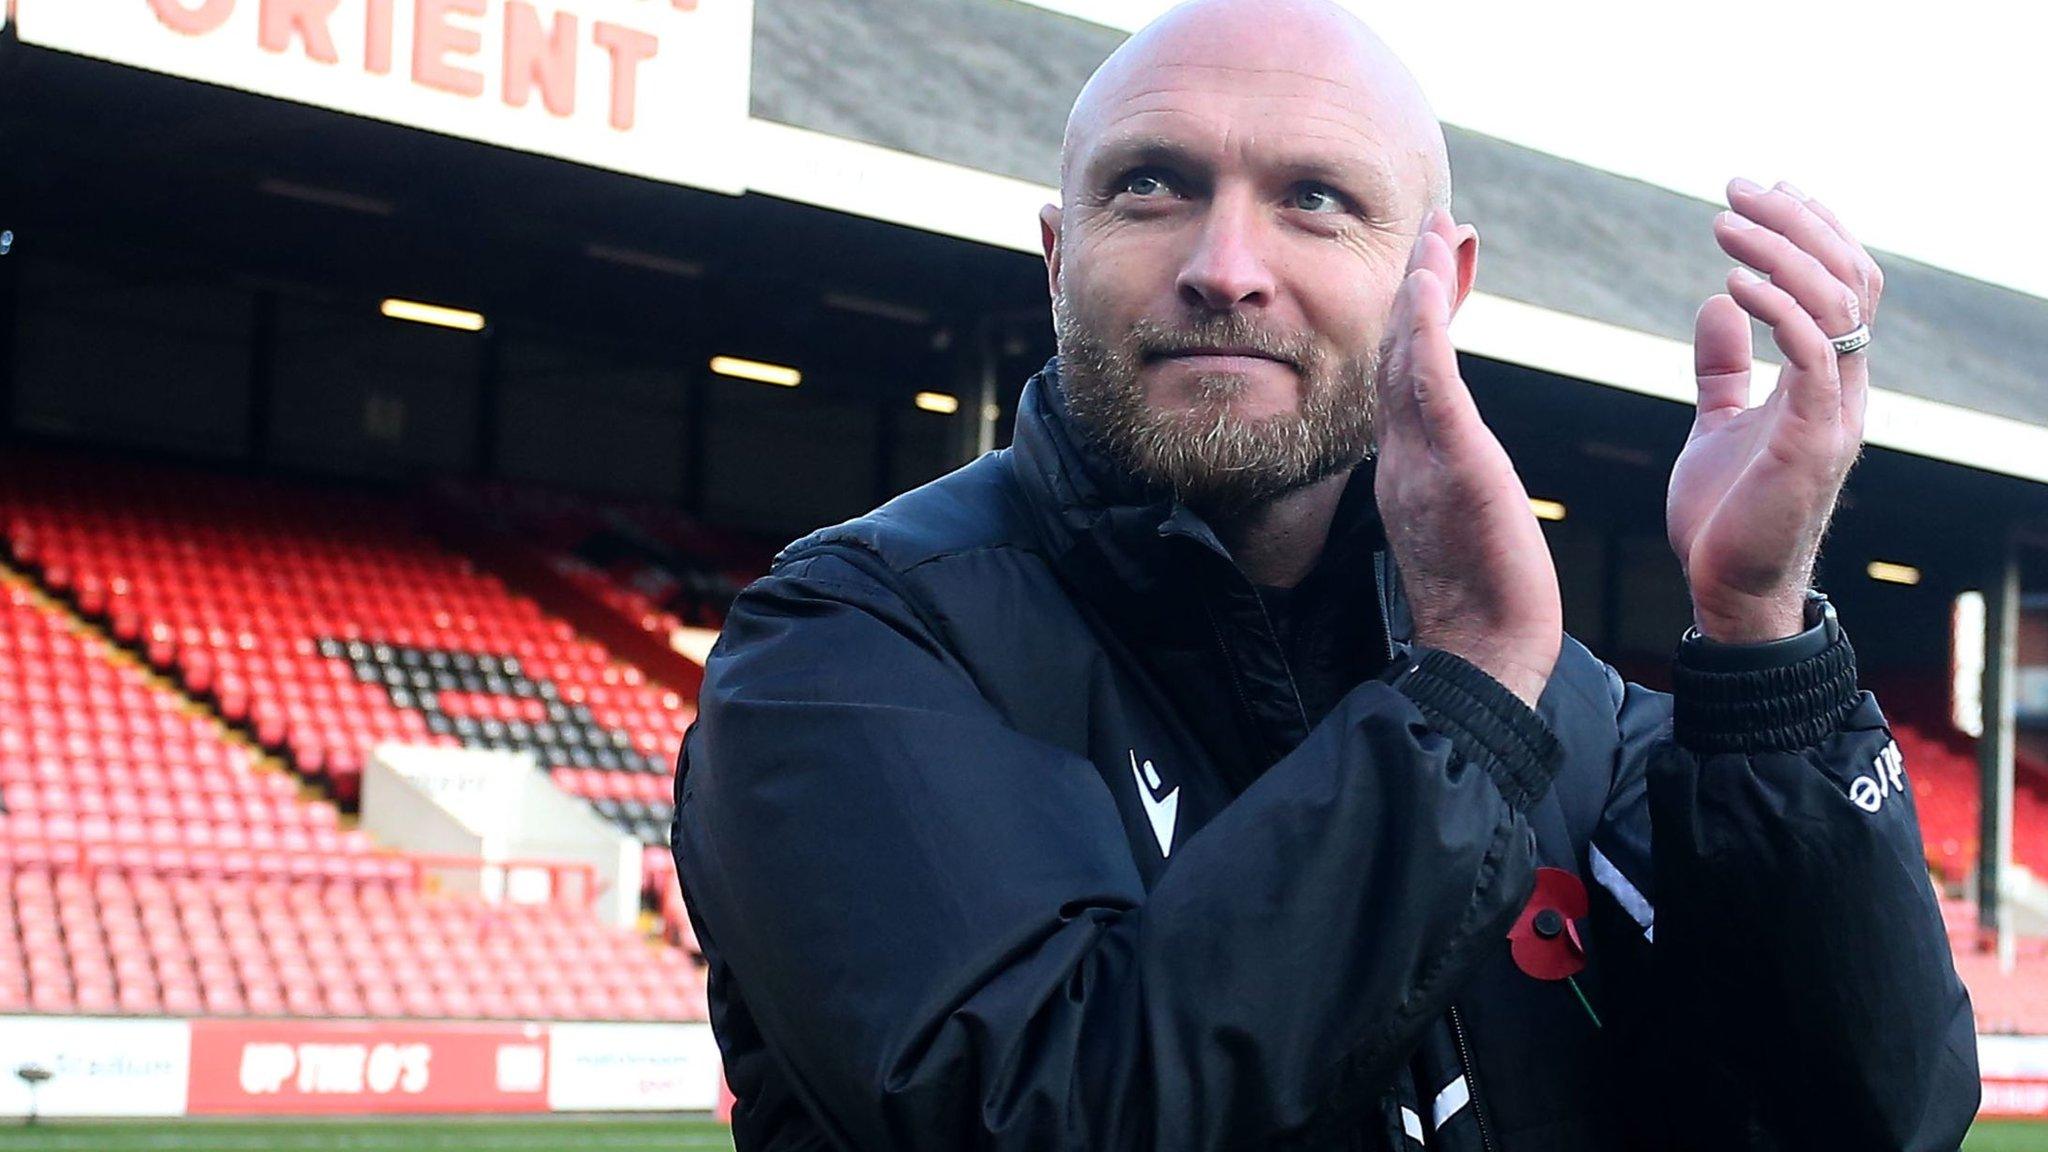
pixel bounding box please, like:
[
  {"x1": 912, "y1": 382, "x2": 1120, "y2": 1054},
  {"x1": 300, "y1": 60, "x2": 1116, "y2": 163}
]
[
  {"x1": 0, "y1": 579, "x2": 390, "y2": 885},
  {"x1": 0, "y1": 447, "x2": 717, "y2": 1025},
  {"x1": 0, "y1": 567, "x2": 706, "y2": 1022},
  {"x1": 438, "y1": 479, "x2": 772, "y2": 639},
  {"x1": 0, "y1": 867, "x2": 707, "y2": 1021},
  {"x1": 1954, "y1": 948, "x2": 2048, "y2": 1035},
  {"x1": 0, "y1": 449, "x2": 694, "y2": 849},
  {"x1": 7, "y1": 442, "x2": 2047, "y2": 1042},
  {"x1": 1938, "y1": 894, "x2": 2048, "y2": 1034},
  {"x1": 1864, "y1": 673, "x2": 2048, "y2": 884},
  {"x1": 425, "y1": 479, "x2": 776, "y2": 931}
]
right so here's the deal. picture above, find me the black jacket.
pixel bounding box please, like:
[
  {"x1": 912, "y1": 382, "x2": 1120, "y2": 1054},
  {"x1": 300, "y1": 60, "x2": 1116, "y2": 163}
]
[{"x1": 673, "y1": 359, "x2": 1979, "y2": 1151}]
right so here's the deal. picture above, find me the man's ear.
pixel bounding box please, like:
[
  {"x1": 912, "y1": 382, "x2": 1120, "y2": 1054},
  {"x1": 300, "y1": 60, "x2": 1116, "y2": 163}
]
[
  {"x1": 1039, "y1": 203, "x2": 1063, "y2": 300},
  {"x1": 1447, "y1": 222, "x2": 1479, "y2": 317}
]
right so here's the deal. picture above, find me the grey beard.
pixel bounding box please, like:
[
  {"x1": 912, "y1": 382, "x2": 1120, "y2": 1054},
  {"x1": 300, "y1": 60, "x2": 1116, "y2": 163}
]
[{"x1": 1052, "y1": 289, "x2": 1378, "y2": 519}]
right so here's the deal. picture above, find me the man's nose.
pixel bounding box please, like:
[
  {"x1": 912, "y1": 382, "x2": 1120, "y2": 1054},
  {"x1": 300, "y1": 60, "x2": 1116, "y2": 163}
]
[{"x1": 1175, "y1": 195, "x2": 1276, "y2": 312}]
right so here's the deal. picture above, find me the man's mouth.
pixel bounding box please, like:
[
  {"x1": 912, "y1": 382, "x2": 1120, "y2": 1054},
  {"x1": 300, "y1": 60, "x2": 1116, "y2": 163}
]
[{"x1": 1145, "y1": 346, "x2": 1294, "y2": 368}]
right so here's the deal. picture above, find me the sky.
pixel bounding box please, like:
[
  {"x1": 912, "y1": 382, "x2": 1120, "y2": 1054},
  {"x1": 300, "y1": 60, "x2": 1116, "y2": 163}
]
[{"x1": 1020, "y1": 0, "x2": 2048, "y2": 303}]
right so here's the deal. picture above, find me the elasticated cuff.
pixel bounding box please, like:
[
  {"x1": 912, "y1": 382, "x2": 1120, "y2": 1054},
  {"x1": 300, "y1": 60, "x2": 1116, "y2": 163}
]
[
  {"x1": 1394, "y1": 647, "x2": 1562, "y2": 812},
  {"x1": 1672, "y1": 626, "x2": 1859, "y2": 754}
]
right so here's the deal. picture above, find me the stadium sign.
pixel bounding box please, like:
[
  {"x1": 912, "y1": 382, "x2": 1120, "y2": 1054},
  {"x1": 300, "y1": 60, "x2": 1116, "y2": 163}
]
[
  {"x1": 548, "y1": 1021, "x2": 723, "y2": 1110},
  {"x1": 0, "y1": 1016, "x2": 191, "y2": 1118},
  {"x1": 11, "y1": 0, "x2": 753, "y2": 194},
  {"x1": 1982, "y1": 1035, "x2": 2048, "y2": 1119},
  {"x1": 186, "y1": 1018, "x2": 552, "y2": 1114}
]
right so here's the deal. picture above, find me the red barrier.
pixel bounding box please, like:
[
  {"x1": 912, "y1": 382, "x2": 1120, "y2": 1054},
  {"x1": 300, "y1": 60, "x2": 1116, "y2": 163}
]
[
  {"x1": 186, "y1": 1019, "x2": 550, "y2": 1115},
  {"x1": 408, "y1": 852, "x2": 604, "y2": 911},
  {"x1": 1982, "y1": 1078, "x2": 2048, "y2": 1118}
]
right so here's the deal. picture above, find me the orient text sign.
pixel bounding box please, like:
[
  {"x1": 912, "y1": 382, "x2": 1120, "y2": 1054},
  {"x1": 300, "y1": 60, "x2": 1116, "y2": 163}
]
[{"x1": 14, "y1": 0, "x2": 752, "y2": 194}]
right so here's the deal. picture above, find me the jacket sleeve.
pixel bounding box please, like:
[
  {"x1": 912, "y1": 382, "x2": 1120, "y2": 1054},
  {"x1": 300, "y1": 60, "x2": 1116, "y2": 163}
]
[
  {"x1": 1589, "y1": 618, "x2": 1980, "y2": 1151},
  {"x1": 673, "y1": 544, "x2": 1560, "y2": 1151}
]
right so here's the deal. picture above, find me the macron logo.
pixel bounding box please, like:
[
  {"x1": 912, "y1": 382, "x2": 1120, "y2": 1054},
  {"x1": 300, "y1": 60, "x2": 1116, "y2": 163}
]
[
  {"x1": 1129, "y1": 750, "x2": 1179, "y2": 858},
  {"x1": 1850, "y1": 740, "x2": 1908, "y2": 814}
]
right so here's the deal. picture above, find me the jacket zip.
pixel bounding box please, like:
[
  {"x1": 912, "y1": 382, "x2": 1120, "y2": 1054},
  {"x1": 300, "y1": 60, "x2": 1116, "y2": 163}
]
[
  {"x1": 1241, "y1": 575, "x2": 1311, "y2": 736},
  {"x1": 1198, "y1": 595, "x2": 1259, "y2": 735},
  {"x1": 1179, "y1": 532, "x2": 1312, "y2": 760},
  {"x1": 1448, "y1": 1004, "x2": 1497, "y2": 1152},
  {"x1": 1372, "y1": 551, "x2": 1397, "y2": 662}
]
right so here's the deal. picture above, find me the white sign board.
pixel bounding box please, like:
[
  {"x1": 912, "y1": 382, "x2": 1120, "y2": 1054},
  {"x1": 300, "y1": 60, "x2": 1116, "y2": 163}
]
[
  {"x1": 13, "y1": 0, "x2": 753, "y2": 194},
  {"x1": 547, "y1": 1022, "x2": 721, "y2": 1111},
  {"x1": 0, "y1": 1016, "x2": 191, "y2": 1118},
  {"x1": 1981, "y1": 1034, "x2": 2048, "y2": 1078},
  {"x1": 365, "y1": 743, "x2": 642, "y2": 926},
  {"x1": 375, "y1": 742, "x2": 530, "y2": 834}
]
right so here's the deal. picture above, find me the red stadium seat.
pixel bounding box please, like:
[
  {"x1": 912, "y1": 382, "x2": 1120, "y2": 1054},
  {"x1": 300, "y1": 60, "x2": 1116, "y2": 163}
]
[{"x1": 1, "y1": 452, "x2": 817, "y2": 1031}]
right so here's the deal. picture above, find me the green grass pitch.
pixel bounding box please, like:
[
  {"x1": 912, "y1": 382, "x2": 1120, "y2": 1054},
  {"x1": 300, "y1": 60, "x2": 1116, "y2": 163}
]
[
  {"x1": 4, "y1": 1116, "x2": 2044, "y2": 1150},
  {"x1": 1967, "y1": 1119, "x2": 2048, "y2": 1152}
]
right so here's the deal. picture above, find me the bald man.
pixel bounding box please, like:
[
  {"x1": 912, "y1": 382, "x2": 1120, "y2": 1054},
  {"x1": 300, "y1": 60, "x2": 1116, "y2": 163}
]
[{"x1": 673, "y1": 2, "x2": 1978, "y2": 1149}]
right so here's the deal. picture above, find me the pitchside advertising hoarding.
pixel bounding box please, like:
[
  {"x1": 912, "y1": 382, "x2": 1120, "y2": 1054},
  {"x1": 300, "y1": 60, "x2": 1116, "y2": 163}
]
[
  {"x1": 185, "y1": 1018, "x2": 553, "y2": 1114},
  {"x1": 549, "y1": 1021, "x2": 722, "y2": 1110},
  {"x1": 0, "y1": 1016, "x2": 721, "y2": 1117},
  {"x1": 1983, "y1": 1034, "x2": 2048, "y2": 1119},
  {"x1": 9, "y1": 0, "x2": 753, "y2": 194},
  {"x1": 0, "y1": 1015, "x2": 2040, "y2": 1118},
  {"x1": 0, "y1": 1015, "x2": 191, "y2": 1117}
]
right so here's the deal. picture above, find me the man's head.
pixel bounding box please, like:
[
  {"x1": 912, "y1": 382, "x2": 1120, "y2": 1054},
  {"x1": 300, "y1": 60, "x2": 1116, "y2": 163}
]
[{"x1": 1042, "y1": 0, "x2": 1477, "y2": 516}]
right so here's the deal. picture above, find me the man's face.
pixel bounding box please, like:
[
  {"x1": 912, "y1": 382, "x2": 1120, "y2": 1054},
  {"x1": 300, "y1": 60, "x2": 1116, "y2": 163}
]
[{"x1": 1048, "y1": 21, "x2": 1433, "y2": 515}]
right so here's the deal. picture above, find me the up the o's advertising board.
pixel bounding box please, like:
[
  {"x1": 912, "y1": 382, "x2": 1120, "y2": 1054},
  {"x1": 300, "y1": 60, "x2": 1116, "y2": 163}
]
[
  {"x1": 10, "y1": 0, "x2": 753, "y2": 195},
  {"x1": 186, "y1": 1019, "x2": 550, "y2": 1115}
]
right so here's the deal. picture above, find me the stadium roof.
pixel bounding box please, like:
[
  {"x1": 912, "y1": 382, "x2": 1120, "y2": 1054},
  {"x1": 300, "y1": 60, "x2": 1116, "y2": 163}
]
[
  {"x1": 747, "y1": 0, "x2": 2048, "y2": 483},
  {"x1": 4, "y1": 0, "x2": 2044, "y2": 485}
]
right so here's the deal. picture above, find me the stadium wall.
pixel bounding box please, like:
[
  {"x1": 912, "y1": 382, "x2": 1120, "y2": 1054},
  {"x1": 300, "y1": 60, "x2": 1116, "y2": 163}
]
[
  {"x1": 1, "y1": 1011, "x2": 2041, "y2": 1120},
  {"x1": 0, "y1": 1015, "x2": 722, "y2": 1117}
]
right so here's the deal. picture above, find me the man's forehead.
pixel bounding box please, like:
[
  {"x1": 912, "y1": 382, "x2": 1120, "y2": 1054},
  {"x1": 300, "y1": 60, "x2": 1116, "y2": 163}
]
[
  {"x1": 1060, "y1": 0, "x2": 1443, "y2": 203},
  {"x1": 1073, "y1": 66, "x2": 1405, "y2": 196}
]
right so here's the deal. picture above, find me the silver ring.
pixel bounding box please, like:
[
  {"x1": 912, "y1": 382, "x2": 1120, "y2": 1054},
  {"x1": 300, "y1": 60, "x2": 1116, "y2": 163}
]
[{"x1": 1829, "y1": 323, "x2": 1872, "y2": 356}]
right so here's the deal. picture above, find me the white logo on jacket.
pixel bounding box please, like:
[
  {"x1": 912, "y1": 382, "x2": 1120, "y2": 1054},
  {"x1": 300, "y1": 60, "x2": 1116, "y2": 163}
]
[
  {"x1": 1128, "y1": 750, "x2": 1179, "y2": 858},
  {"x1": 1850, "y1": 740, "x2": 1908, "y2": 814}
]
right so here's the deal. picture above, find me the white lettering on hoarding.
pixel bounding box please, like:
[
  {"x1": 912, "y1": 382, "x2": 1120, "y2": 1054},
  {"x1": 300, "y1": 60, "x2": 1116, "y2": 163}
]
[
  {"x1": 1983, "y1": 1079, "x2": 2048, "y2": 1118},
  {"x1": 235, "y1": 1042, "x2": 432, "y2": 1096},
  {"x1": 239, "y1": 1043, "x2": 298, "y2": 1094},
  {"x1": 298, "y1": 1044, "x2": 369, "y2": 1094}
]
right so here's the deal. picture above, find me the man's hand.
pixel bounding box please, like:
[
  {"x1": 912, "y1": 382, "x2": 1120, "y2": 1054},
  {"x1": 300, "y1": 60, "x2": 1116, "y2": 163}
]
[
  {"x1": 1374, "y1": 209, "x2": 1562, "y2": 708},
  {"x1": 1669, "y1": 179, "x2": 1881, "y2": 643}
]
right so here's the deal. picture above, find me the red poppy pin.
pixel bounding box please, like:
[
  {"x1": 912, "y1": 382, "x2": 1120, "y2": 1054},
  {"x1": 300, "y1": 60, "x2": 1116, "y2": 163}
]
[{"x1": 1508, "y1": 866, "x2": 1601, "y2": 1028}]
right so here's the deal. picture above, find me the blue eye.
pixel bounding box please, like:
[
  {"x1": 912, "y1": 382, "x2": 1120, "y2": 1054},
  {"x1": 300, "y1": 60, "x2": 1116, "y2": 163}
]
[
  {"x1": 1291, "y1": 185, "x2": 1346, "y2": 213},
  {"x1": 1120, "y1": 170, "x2": 1176, "y2": 198}
]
